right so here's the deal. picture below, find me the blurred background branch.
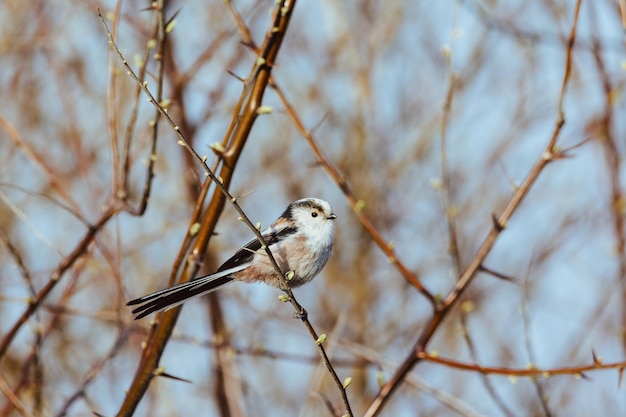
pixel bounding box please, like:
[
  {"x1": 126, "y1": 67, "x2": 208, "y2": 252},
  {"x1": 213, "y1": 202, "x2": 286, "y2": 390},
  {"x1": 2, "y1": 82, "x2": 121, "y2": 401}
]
[{"x1": 1, "y1": 0, "x2": 625, "y2": 416}]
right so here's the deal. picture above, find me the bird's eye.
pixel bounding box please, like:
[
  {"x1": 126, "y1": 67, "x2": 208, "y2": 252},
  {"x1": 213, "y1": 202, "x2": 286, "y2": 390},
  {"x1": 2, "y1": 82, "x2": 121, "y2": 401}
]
[{"x1": 311, "y1": 211, "x2": 318, "y2": 218}]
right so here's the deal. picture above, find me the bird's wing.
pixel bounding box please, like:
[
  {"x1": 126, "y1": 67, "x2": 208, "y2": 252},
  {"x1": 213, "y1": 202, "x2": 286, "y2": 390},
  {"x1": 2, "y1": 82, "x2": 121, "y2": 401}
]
[
  {"x1": 216, "y1": 225, "x2": 297, "y2": 272},
  {"x1": 127, "y1": 226, "x2": 297, "y2": 319}
]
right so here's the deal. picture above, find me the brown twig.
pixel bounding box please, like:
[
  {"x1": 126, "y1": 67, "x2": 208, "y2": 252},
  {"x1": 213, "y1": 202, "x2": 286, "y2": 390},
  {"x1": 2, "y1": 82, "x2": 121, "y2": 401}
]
[
  {"x1": 118, "y1": 1, "x2": 162, "y2": 216},
  {"x1": 419, "y1": 352, "x2": 626, "y2": 378},
  {"x1": 587, "y1": 10, "x2": 626, "y2": 351},
  {"x1": 520, "y1": 260, "x2": 554, "y2": 417},
  {"x1": 438, "y1": 72, "x2": 463, "y2": 276}
]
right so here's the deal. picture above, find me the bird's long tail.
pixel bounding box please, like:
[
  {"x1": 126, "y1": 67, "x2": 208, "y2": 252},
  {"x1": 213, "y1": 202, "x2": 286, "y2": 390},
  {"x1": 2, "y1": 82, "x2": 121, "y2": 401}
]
[{"x1": 127, "y1": 270, "x2": 235, "y2": 319}]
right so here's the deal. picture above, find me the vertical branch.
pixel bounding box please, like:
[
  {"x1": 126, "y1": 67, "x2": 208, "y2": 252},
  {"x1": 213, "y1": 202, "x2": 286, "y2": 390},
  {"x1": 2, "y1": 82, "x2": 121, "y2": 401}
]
[
  {"x1": 121, "y1": 2, "x2": 166, "y2": 216},
  {"x1": 106, "y1": 0, "x2": 123, "y2": 194},
  {"x1": 438, "y1": 1, "x2": 463, "y2": 275},
  {"x1": 439, "y1": 73, "x2": 462, "y2": 274},
  {"x1": 588, "y1": 12, "x2": 626, "y2": 349},
  {"x1": 520, "y1": 260, "x2": 554, "y2": 417}
]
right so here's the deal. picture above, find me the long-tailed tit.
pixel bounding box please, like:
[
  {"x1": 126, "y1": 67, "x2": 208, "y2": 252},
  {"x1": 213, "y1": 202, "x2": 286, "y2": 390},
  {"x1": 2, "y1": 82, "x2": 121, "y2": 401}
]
[{"x1": 127, "y1": 198, "x2": 336, "y2": 319}]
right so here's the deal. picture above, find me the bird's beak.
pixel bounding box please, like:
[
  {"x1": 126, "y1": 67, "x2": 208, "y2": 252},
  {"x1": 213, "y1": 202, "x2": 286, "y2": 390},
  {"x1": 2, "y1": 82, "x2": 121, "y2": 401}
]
[{"x1": 328, "y1": 213, "x2": 337, "y2": 220}]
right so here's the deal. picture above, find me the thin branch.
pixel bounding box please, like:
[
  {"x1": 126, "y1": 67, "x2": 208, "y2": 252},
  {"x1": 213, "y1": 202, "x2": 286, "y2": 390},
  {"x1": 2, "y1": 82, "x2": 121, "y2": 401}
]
[
  {"x1": 419, "y1": 352, "x2": 626, "y2": 378},
  {"x1": 520, "y1": 259, "x2": 554, "y2": 417},
  {"x1": 120, "y1": 0, "x2": 163, "y2": 216},
  {"x1": 587, "y1": 9, "x2": 626, "y2": 350}
]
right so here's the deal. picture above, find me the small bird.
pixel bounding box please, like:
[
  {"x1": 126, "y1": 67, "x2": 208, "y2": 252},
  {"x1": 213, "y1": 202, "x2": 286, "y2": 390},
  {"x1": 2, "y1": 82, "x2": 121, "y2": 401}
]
[{"x1": 127, "y1": 198, "x2": 336, "y2": 319}]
